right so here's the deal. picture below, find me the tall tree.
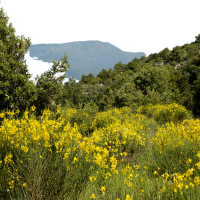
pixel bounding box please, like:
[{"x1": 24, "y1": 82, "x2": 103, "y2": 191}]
[
  {"x1": 0, "y1": 5, "x2": 37, "y2": 111},
  {"x1": 0, "y1": 4, "x2": 70, "y2": 113},
  {"x1": 34, "y1": 53, "x2": 70, "y2": 114}
]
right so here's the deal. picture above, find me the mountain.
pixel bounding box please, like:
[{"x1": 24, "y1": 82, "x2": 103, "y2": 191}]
[{"x1": 29, "y1": 40, "x2": 146, "y2": 80}]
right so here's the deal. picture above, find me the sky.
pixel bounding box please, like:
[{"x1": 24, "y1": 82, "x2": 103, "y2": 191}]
[{"x1": 1, "y1": 0, "x2": 200, "y2": 81}]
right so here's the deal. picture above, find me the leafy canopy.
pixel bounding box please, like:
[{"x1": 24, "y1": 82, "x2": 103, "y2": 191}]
[{"x1": 0, "y1": 4, "x2": 70, "y2": 113}]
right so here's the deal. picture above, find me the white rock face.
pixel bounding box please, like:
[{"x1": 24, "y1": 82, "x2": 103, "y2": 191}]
[{"x1": 25, "y1": 51, "x2": 78, "y2": 84}]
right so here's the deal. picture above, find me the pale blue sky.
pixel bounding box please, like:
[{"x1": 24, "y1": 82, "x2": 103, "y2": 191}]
[{"x1": 1, "y1": 0, "x2": 200, "y2": 80}]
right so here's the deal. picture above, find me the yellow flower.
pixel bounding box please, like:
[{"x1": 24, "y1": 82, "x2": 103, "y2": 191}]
[
  {"x1": 127, "y1": 181, "x2": 133, "y2": 187},
  {"x1": 161, "y1": 187, "x2": 166, "y2": 192},
  {"x1": 0, "y1": 112, "x2": 5, "y2": 118},
  {"x1": 56, "y1": 106, "x2": 61, "y2": 114},
  {"x1": 100, "y1": 186, "x2": 106, "y2": 192},
  {"x1": 21, "y1": 145, "x2": 29, "y2": 152},
  {"x1": 190, "y1": 182, "x2": 195, "y2": 188},
  {"x1": 126, "y1": 194, "x2": 132, "y2": 200},
  {"x1": 89, "y1": 176, "x2": 97, "y2": 182},
  {"x1": 174, "y1": 188, "x2": 177, "y2": 193},
  {"x1": 91, "y1": 193, "x2": 96, "y2": 199},
  {"x1": 153, "y1": 171, "x2": 158, "y2": 175},
  {"x1": 197, "y1": 151, "x2": 200, "y2": 158},
  {"x1": 23, "y1": 183, "x2": 27, "y2": 187},
  {"x1": 186, "y1": 158, "x2": 192, "y2": 164},
  {"x1": 73, "y1": 157, "x2": 78, "y2": 162},
  {"x1": 31, "y1": 105, "x2": 36, "y2": 112},
  {"x1": 4, "y1": 153, "x2": 14, "y2": 165}
]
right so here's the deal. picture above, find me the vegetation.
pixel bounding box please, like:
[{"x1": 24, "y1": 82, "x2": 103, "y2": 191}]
[
  {"x1": 0, "y1": 5, "x2": 69, "y2": 116},
  {"x1": 1, "y1": 2, "x2": 200, "y2": 199},
  {"x1": 61, "y1": 35, "x2": 200, "y2": 116},
  {"x1": 0, "y1": 104, "x2": 200, "y2": 200}
]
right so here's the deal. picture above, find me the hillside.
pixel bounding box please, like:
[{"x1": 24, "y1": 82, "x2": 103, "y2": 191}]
[
  {"x1": 2, "y1": 3, "x2": 200, "y2": 198},
  {"x1": 60, "y1": 34, "x2": 200, "y2": 115},
  {"x1": 29, "y1": 41, "x2": 145, "y2": 80}
]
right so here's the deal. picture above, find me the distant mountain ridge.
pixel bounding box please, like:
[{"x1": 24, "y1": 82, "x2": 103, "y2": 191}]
[{"x1": 29, "y1": 40, "x2": 146, "y2": 80}]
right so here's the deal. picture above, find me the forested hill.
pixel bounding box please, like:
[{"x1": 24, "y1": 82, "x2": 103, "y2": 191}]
[
  {"x1": 29, "y1": 41, "x2": 145, "y2": 80},
  {"x1": 60, "y1": 34, "x2": 200, "y2": 115}
]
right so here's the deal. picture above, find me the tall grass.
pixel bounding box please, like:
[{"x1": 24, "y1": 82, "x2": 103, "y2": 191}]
[{"x1": 0, "y1": 103, "x2": 200, "y2": 199}]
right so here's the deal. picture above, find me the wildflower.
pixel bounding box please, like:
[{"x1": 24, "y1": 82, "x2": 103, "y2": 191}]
[
  {"x1": 73, "y1": 157, "x2": 78, "y2": 162},
  {"x1": 134, "y1": 165, "x2": 140, "y2": 169},
  {"x1": 100, "y1": 186, "x2": 105, "y2": 192},
  {"x1": 174, "y1": 188, "x2": 177, "y2": 193},
  {"x1": 197, "y1": 151, "x2": 200, "y2": 158},
  {"x1": 153, "y1": 171, "x2": 158, "y2": 175},
  {"x1": 195, "y1": 162, "x2": 200, "y2": 170},
  {"x1": 190, "y1": 182, "x2": 195, "y2": 188},
  {"x1": 186, "y1": 158, "x2": 192, "y2": 164},
  {"x1": 31, "y1": 105, "x2": 36, "y2": 112},
  {"x1": 161, "y1": 187, "x2": 166, "y2": 192},
  {"x1": 100, "y1": 186, "x2": 106, "y2": 195},
  {"x1": 0, "y1": 112, "x2": 5, "y2": 118},
  {"x1": 126, "y1": 194, "x2": 132, "y2": 200},
  {"x1": 91, "y1": 193, "x2": 96, "y2": 199},
  {"x1": 23, "y1": 183, "x2": 27, "y2": 187},
  {"x1": 89, "y1": 176, "x2": 97, "y2": 182},
  {"x1": 21, "y1": 145, "x2": 29, "y2": 152},
  {"x1": 4, "y1": 153, "x2": 14, "y2": 165},
  {"x1": 127, "y1": 181, "x2": 133, "y2": 187},
  {"x1": 56, "y1": 106, "x2": 61, "y2": 114}
]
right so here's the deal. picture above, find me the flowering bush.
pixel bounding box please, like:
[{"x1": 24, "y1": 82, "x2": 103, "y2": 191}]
[
  {"x1": 0, "y1": 105, "x2": 200, "y2": 199},
  {"x1": 138, "y1": 103, "x2": 190, "y2": 124}
]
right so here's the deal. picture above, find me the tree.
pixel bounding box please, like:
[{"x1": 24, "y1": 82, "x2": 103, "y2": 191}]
[
  {"x1": 34, "y1": 53, "x2": 70, "y2": 114},
  {"x1": 0, "y1": 4, "x2": 70, "y2": 114},
  {"x1": 114, "y1": 82, "x2": 146, "y2": 110},
  {"x1": 0, "y1": 5, "x2": 37, "y2": 111},
  {"x1": 194, "y1": 34, "x2": 200, "y2": 44},
  {"x1": 80, "y1": 73, "x2": 94, "y2": 84},
  {"x1": 193, "y1": 74, "x2": 200, "y2": 114}
]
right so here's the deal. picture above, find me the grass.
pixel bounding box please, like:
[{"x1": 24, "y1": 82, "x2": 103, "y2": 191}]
[{"x1": 0, "y1": 103, "x2": 200, "y2": 199}]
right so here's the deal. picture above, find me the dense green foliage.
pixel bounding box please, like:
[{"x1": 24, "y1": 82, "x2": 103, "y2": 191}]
[
  {"x1": 59, "y1": 35, "x2": 200, "y2": 116},
  {"x1": 1, "y1": 2, "x2": 200, "y2": 118},
  {"x1": 0, "y1": 7, "x2": 36, "y2": 111},
  {"x1": 2, "y1": 3, "x2": 200, "y2": 199},
  {"x1": 0, "y1": 6, "x2": 69, "y2": 115}
]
